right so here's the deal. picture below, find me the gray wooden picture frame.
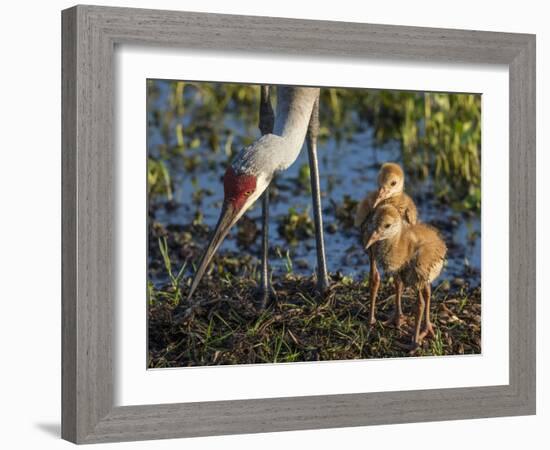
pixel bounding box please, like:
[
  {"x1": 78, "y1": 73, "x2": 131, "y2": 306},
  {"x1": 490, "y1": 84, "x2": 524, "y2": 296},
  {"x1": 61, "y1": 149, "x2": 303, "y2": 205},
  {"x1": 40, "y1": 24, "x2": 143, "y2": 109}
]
[{"x1": 61, "y1": 4, "x2": 536, "y2": 444}]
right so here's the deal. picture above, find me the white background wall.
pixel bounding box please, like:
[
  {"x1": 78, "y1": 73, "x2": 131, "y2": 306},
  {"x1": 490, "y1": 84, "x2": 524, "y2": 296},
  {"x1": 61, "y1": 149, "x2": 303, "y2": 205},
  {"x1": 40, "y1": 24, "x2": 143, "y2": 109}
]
[{"x1": 0, "y1": 0, "x2": 546, "y2": 448}]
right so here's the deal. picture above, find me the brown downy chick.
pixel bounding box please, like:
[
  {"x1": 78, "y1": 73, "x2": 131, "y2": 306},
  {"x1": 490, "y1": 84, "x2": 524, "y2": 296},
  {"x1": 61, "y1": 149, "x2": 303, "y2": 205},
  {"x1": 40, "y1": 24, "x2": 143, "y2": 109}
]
[
  {"x1": 354, "y1": 162, "x2": 417, "y2": 231},
  {"x1": 364, "y1": 204, "x2": 447, "y2": 347},
  {"x1": 354, "y1": 162, "x2": 418, "y2": 326}
]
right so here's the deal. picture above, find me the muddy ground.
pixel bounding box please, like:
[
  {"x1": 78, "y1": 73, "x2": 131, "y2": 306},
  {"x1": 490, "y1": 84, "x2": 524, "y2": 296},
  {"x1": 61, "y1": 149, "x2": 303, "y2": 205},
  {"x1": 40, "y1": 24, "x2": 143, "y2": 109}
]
[{"x1": 148, "y1": 234, "x2": 481, "y2": 368}]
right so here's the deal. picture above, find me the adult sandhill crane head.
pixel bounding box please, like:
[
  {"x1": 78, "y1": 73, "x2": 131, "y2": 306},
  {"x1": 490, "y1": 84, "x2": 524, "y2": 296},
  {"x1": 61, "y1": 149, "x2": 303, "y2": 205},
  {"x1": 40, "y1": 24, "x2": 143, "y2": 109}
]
[
  {"x1": 373, "y1": 162, "x2": 405, "y2": 208},
  {"x1": 185, "y1": 140, "x2": 276, "y2": 301},
  {"x1": 186, "y1": 86, "x2": 321, "y2": 302}
]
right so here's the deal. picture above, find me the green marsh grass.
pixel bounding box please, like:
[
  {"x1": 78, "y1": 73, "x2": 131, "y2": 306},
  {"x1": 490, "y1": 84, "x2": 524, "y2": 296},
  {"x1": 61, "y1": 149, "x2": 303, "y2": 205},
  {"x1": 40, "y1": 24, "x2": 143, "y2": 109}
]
[
  {"x1": 147, "y1": 81, "x2": 481, "y2": 210},
  {"x1": 147, "y1": 248, "x2": 481, "y2": 367}
]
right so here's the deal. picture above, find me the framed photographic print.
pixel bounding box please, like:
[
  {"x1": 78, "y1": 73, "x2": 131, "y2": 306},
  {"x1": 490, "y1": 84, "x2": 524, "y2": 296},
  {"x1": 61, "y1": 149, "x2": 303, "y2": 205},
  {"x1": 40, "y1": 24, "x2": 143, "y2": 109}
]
[{"x1": 62, "y1": 5, "x2": 536, "y2": 444}]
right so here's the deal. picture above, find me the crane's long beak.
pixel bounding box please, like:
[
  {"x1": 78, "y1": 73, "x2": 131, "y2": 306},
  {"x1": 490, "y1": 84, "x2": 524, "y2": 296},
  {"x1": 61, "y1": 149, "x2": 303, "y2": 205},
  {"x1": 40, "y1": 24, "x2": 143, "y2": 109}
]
[
  {"x1": 372, "y1": 188, "x2": 388, "y2": 208},
  {"x1": 365, "y1": 230, "x2": 381, "y2": 250},
  {"x1": 186, "y1": 201, "x2": 239, "y2": 301}
]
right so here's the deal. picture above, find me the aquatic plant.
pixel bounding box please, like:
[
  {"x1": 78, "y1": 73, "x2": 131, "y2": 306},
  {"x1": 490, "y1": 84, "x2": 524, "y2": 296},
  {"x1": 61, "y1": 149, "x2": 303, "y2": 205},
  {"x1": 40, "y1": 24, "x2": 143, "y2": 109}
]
[
  {"x1": 147, "y1": 80, "x2": 481, "y2": 211},
  {"x1": 147, "y1": 157, "x2": 173, "y2": 201},
  {"x1": 320, "y1": 88, "x2": 482, "y2": 210},
  {"x1": 277, "y1": 207, "x2": 315, "y2": 244},
  {"x1": 157, "y1": 236, "x2": 186, "y2": 305}
]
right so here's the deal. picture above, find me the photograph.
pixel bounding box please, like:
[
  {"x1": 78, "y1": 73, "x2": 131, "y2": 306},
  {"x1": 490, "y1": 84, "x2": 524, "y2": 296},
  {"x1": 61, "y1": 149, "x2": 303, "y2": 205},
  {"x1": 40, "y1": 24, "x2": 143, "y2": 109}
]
[{"x1": 146, "y1": 81, "x2": 482, "y2": 367}]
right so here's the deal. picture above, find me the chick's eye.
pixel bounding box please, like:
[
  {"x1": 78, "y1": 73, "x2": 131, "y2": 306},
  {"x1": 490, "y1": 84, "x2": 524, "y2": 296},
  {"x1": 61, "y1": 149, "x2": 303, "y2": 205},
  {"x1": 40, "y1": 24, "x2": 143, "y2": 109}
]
[
  {"x1": 384, "y1": 223, "x2": 391, "y2": 229},
  {"x1": 390, "y1": 181, "x2": 397, "y2": 186}
]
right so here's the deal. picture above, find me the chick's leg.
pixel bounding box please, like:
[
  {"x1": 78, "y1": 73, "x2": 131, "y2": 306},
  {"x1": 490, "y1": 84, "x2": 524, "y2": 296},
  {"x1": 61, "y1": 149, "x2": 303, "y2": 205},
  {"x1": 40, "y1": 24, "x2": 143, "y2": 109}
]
[
  {"x1": 419, "y1": 284, "x2": 435, "y2": 339},
  {"x1": 413, "y1": 288, "x2": 426, "y2": 346},
  {"x1": 368, "y1": 250, "x2": 381, "y2": 326},
  {"x1": 384, "y1": 276, "x2": 405, "y2": 329}
]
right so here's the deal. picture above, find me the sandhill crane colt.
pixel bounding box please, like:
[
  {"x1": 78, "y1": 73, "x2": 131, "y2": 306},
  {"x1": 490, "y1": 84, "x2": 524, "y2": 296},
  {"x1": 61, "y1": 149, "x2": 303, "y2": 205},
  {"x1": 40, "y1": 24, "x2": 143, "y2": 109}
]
[
  {"x1": 354, "y1": 163, "x2": 418, "y2": 327},
  {"x1": 364, "y1": 204, "x2": 447, "y2": 347},
  {"x1": 181, "y1": 85, "x2": 330, "y2": 317}
]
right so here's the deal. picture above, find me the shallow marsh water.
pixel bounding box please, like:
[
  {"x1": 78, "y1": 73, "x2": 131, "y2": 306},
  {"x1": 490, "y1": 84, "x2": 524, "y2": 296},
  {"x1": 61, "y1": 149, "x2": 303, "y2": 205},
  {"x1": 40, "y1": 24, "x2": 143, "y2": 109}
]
[{"x1": 148, "y1": 81, "x2": 481, "y2": 289}]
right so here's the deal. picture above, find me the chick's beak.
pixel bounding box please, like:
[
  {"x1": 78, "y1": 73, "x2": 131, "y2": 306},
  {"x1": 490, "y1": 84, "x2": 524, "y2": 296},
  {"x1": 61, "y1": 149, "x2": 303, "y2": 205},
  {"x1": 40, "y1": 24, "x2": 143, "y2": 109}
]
[
  {"x1": 186, "y1": 201, "x2": 240, "y2": 301},
  {"x1": 365, "y1": 230, "x2": 381, "y2": 250},
  {"x1": 373, "y1": 188, "x2": 388, "y2": 208}
]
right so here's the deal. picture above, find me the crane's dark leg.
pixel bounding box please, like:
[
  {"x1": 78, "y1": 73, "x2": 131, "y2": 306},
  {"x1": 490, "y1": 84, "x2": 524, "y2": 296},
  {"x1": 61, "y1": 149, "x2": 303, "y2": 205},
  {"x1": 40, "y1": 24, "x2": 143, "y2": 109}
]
[
  {"x1": 307, "y1": 95, "x2": 330, "y2": 294},
  {"x1": 259, "y1": 85, "x2": 274, "y2": 135},
  {"x1": 257, "y1": 85, "x2": 275, "y2": 309},
  {"x1": 258, "y1": 188, "x2": 271, "y2": 309}
]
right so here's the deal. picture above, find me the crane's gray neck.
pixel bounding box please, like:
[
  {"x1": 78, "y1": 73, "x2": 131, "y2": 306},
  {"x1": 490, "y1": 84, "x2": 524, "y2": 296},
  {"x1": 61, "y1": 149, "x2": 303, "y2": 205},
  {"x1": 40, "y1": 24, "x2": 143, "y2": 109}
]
[
  {"x1": 231, "y1": 86, "x2": 320, "y2": 177},
  {"x1": 272, "y1": 86, "x2": 320, "y2": 170}
]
